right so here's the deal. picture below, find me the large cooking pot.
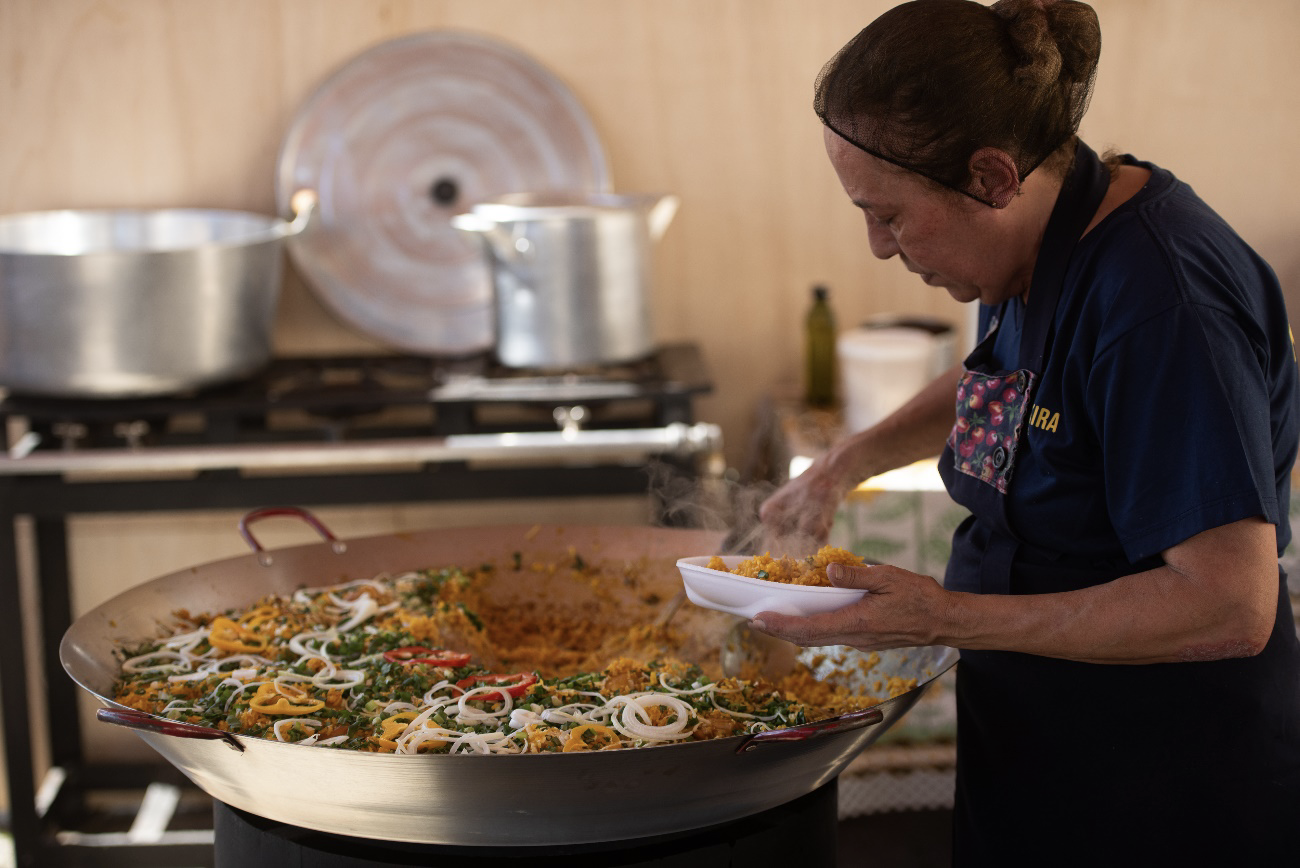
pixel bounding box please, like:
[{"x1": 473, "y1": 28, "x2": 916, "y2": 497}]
[
  {"x1": 61, "y1": 514, "x2": 957, "y2": 847},
  {"x1": 452, "y1": 192, "x2": 678, "y2": 369},
  {"x1": 0, "y1": 191, "x2": 315, "y2": 397}
]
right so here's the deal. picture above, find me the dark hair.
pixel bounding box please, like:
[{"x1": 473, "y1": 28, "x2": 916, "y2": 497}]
[{"x1": 814, "y1": 0, "x2": 1101, "y2": 205}]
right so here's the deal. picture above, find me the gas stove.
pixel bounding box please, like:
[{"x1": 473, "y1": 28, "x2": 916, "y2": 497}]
[
  {"x1": 0, "y1": 343, "x2": 719, "y2": 477},
  {"x1": 0, "y1": 342, "x2": 712, "y2": 450},
  {"x1": 214, "y1": 783, "x2": 839, "y2": 867}
]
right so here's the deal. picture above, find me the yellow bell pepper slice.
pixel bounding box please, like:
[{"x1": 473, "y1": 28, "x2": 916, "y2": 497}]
[
  {"x1": 248, "y1": 682, "x2": 325, "y2": 716},
  {"x1": 562, "y1": 723, "x2": 621, "y2": 752},
  {"x1": 376, "y1": 710, "x2": 449, "y2": 752},
  {"x1": 238, "y1": 606, "x2": 280, "y2": 632},
  {"x1": 208, "y1": 616, "x2": 270, "y2": 654},
  {"x1": 378, "y1": 711, "x2": 417, "y2": 741}
]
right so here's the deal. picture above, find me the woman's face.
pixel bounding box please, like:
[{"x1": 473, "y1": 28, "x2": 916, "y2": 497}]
[{"x1": 823, "y1": 127, "x2": 1032, "y2": 306}]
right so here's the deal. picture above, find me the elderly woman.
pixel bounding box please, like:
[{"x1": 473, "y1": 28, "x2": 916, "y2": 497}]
[{"x1": 757, "y1": 0, "x2": 1300, "y2": 863}]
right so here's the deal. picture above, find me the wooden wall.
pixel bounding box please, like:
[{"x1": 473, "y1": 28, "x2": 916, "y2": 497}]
[
  {"x1": 1, "y1": 0, "x2": 1298, "y2": 778},
  {"x1": 4, "y1": 1, "x2": 1299, "y2": 466}
]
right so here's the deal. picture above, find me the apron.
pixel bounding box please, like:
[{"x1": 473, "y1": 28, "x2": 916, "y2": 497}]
[{"x1": 937, "y1": 143, "x2": 1300, "y2": 867}]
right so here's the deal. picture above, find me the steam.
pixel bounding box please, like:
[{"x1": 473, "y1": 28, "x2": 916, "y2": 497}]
[{"x1": 644, "y1": 460, "x2": 825, "y2": 557}]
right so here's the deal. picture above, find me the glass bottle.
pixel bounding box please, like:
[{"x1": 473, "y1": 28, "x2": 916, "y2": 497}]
[{"x1": 805, "y1": 284, "x2": 836, "y2": 407}]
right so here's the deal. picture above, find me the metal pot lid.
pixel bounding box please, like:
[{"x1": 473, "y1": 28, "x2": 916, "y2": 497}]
[{"x1": 275, "y1": 30, "x2": 609, "y2": 355}]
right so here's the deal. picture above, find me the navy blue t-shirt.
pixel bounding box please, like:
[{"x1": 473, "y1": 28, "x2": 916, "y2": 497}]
[
  {"x1": 944, "y1": 155, "x2": 1300, "y2": 865},
  {"x1": 968, "y1": 156, "x2": 1297, "y2": 570}
]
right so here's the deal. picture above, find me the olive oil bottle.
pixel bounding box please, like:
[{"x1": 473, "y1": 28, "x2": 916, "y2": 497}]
[{"x1": 805, "y1": 284, "x2": 836, "y2": 407}]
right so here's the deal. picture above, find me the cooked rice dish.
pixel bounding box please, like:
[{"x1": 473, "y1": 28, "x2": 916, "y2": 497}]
[
  {"x1": 112, "y1": 551, "x2": 912, "y2": 754},
  {"x1": 707, "y1": 546, "x2": 865, "y2": 587}
]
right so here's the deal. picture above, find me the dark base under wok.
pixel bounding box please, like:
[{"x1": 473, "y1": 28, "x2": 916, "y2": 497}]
[{"x1": 213, "y1": 780, "x2": 838, "y2": 867}]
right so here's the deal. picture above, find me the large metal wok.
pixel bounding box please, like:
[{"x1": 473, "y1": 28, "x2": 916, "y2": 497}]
[{"x1": 61, "y1": 512, "x2": 957, "y2": 847}]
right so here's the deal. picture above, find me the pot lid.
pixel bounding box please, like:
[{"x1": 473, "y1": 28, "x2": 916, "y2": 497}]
[{"x1": 275, "y1": 30, "x2": 610, "y2": 355}]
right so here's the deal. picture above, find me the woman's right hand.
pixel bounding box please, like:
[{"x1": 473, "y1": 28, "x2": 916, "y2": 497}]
[
  {"x1": 758, "y1": 449, "x2": 856, "y2": 549},
  {"x1": 757, "y1": 362, "x2": 964, "y2": 551}
]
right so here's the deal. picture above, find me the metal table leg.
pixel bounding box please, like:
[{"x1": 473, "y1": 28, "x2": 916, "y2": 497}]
[{"x1": 0, "y1": 486, "x2": 42, "y2": 867}]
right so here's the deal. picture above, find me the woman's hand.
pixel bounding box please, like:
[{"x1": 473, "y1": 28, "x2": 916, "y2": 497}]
[
  {"x1": 750, "y1": 516, "x2": 1280, "y2": 664},
  {"x1": 757, "y1": 363, "x2": 963, "y2": 551},
  {"x1": 757, "y1": 453, "x2": 851, "y2": 548},
  {"x1": 749, "y1": 561, "x2": 949, "y2": 651}
]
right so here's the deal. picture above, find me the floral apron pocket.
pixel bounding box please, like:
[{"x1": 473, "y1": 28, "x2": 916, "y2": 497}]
[{"x1": 948, "y1": 368, "x2": 1035, "y2": 494}]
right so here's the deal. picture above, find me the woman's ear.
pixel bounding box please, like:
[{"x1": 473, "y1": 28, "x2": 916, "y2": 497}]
[{"x1": 968, "y1": 148, "x2": 1021, "y2": 208}]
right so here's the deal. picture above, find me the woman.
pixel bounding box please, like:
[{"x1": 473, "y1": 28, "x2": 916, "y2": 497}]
[{"x1": 757, "y1": 1, "x2": 1300, "y2": 864}]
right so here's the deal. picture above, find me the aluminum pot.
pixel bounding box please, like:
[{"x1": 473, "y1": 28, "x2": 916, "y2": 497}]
[
  {"x1": 452, "y1": 192, "x2": 678, "y2": 369},
  {"x1": 61, "y1": 513, "x2": 957, "y2": 846},
  {"x1": 0, "y1": 191, "x2": 315, "y2": 397}
]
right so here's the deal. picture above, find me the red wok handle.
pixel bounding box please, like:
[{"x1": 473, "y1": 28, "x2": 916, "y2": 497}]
[
  {"x1": 96, "y1": 708, "x2": 245, "y2": 753},
  {"x1": 238, "y1": 506, "x2": 347, "y2": 566},
  {"x1": 735, "y1": 707, "x2": 885, "y2": 754}
]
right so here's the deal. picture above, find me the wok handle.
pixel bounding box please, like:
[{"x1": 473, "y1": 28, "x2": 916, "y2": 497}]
[
  {"x1": 96, "y1": 708, "x2": 245, "y2": 753},
  {"x1": 735, "y1": 707, "x2": 885, "y2": 754},
  {"x1": 238, "y1": 506, "x2": 347, "y2": 566}
]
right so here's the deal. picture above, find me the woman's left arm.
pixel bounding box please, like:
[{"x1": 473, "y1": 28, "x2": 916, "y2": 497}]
[{"x1": 751, "y1": 515, "x2": 1280, "y2": 664}]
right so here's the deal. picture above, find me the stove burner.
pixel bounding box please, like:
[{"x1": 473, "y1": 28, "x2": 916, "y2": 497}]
[{"x1": 0, "y1": 343, "x2": 711, "y2": 449}]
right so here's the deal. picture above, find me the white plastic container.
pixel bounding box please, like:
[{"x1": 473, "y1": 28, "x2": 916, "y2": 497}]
[
  {"x1": 837, "y1": 326, "x2": 941, "y2": 433},
  {"x1": 676, "y1": 556, "x2": 866, "y2": 618}
]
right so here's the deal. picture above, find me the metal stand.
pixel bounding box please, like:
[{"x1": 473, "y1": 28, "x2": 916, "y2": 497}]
[{"x1": 211, "y1": 780, "x2": 839, "y2": 868}]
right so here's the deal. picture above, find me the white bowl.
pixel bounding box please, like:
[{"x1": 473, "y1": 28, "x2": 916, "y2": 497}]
[{"x1": 675, "y1": 555, "x2": 867, "y2": 619}]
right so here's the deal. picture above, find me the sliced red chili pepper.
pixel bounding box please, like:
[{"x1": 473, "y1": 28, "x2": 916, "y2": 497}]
[
  {"x1": 382, "y1": 646, "x2": 472, "y2": 667},
  {"x1": 455, "y1": 672, "x2": 539, "y2": 699}
]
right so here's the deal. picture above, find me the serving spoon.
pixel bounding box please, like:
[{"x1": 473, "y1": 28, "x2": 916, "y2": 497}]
[
  {"x1": 655, "y1": 518, "x2": 762, "y2": 629},
  {"x1": 720, "y1": 619, "x2": 800, "y2": 678}
]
